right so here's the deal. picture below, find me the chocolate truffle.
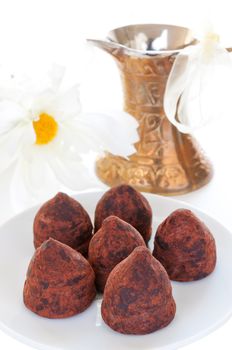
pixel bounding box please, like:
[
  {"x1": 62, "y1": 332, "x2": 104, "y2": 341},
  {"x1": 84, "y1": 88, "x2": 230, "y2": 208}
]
[
  {"x1": 101, "y1": 246, "x2": 176, "y2": 334},
  {"x1": 23, "y1": 238, "x2": 96, "y2": 318},
  {"x1": 153, "y1": 209, "x2": 216, "y2": 281},
  {"x1": 94, "y1": 185, "x2": 152, "y2": 243},
  {"x1": 34, "y1": 192, "x2": 93, "y2": 256},
  {"x1": 88, "y1": 216, "x2": 145, "y2": 292}
]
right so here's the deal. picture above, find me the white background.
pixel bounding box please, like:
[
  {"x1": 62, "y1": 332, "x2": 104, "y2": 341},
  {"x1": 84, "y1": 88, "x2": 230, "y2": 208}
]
[{"x1": 0, "y1": 0, "x2": 232, "y2": 349}]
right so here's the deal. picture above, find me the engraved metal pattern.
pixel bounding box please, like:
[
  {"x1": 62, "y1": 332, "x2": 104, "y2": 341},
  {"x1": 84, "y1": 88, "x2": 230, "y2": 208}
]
[{"x1": 93, "y1": 26, "x2": 213, "y2": 195}]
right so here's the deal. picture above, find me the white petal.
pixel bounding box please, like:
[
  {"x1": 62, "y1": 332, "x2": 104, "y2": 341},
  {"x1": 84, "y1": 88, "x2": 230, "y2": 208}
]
[
  {"x1": 57, "y1": 123, "x2": 104, "y2": 156},
  {"x1": 50, "y1": 85, "x2": 81, "y2": 121},
  {"x1": 73, "y1": 111, "x2": 139, "y2": 156},
  {"x1": 0, "y1": 100, "x2": 26, "y2": 134},
  {"x1": 29, "y1": 85, "x2": 81, "y2": 122},
  {"x1": 48, "y1": 154, "x2": 100, "y2": 191},
  {"x1": 164, "y1": 42, "x2": 232, "y2": 133},
  {"x1": 10, "y1": 154, "x2": 61, "y2": 211},
  {"x1": 0, "y1": 67, "x2": 38, "y2": 108},
  {"x1": 10, "y1": 159, "x2": 39, "y2": 212},
  {"x1": 55, "y1": 111, "x2": 138, "y2": 159},
  {"x1": 10, "y1": 155, "x2": 104, "y2": 213},
  {"x1": 0, "y1": 125, "x2": 25, "y2": 174},
  {"x1": 29, "y1": 90, "x2": 57, "y2": 118},
  {"x1": 48, "y1": 64, "x2": 65, "y2": 91},
  {"x1": 36, "y1": 126, "x2": 103, "y2": 188},
  {"x1": 10, "y1": 128, "x2": 105, "y2": 212},
  {"x1": 19, "y1": 128, "x2": 101, "y2": 193}
]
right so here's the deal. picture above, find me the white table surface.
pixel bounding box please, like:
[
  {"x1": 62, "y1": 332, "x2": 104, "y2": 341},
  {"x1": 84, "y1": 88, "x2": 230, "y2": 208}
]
[{"x1": 1, "y1": 0, "x2": 232, "y2": 349}]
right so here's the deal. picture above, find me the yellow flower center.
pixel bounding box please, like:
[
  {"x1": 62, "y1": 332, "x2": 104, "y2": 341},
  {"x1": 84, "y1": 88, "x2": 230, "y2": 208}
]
[{"x1": 33, "y1": 113, "x2": 58, "y2": 145}]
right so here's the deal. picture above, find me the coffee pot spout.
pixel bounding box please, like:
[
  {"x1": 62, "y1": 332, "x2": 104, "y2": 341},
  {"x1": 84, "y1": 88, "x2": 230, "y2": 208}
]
[{"x1": 87, "y1": 39, "x2": 122, "y2": 59}]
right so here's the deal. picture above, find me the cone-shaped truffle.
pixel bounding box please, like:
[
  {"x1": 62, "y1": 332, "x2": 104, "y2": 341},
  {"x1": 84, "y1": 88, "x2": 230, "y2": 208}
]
[
  {"x1": 88, "y1": 216, "x2": 146, "y2": 292},
  {"x1": 34, "y1": 192, "x2": 93, "y2": 256},
  {"x1": 94, "y1": 185, "x2": 152, "y2": 243},
  {"x1": 153, "y1": 209, "x2": 217, "y2": 281},
  {"x1": 23, "y1": 238, "x2": 96, "y2": 318},
  {"x1": 101, "y1": 246, "x2": 176, "y2": 334}
]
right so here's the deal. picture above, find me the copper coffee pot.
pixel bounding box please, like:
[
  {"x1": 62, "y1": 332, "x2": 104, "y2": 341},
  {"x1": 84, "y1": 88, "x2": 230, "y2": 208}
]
[{"x1": 88, "y1": 24, "x2": 212, "y2": 195}]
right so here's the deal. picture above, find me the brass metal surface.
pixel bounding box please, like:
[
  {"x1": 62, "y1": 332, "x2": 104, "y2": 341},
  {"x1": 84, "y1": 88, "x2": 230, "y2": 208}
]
[{"x1": 89, "y1": 24, "x2": 213, "y2": 195}]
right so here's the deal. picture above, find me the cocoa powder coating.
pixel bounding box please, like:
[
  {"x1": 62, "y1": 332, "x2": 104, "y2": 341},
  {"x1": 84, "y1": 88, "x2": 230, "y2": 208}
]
[
  {"x1": 94, "y1": 185, "x2": 152, "y2": 243},
  {"x1": 101, "y1": 246, "x2": 176, "y2": 334},
  {"x1": 23, "y1": 238, "x2": 96, "y2": 318},
  {"x1": 153, "y1": 209, "x2": 217, "y2": 281},
  {"x1": 88, "y1": 216, "x2": 145, "y2": 292},
  {"x1": 33, "y1": 192, "x2": 93, "y2": 256}
]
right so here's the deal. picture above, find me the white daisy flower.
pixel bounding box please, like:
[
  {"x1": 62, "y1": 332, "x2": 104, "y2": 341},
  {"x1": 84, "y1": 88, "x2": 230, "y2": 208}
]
[{"x1": 0, "y1": 65, "x2": 138, "y2": 210}]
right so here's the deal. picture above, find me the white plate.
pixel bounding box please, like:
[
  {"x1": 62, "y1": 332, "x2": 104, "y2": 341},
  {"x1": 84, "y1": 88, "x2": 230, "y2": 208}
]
[{"x1": 0, "y1": 191, "x2": 232, "y2": 350}]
